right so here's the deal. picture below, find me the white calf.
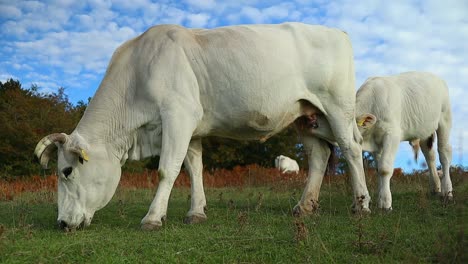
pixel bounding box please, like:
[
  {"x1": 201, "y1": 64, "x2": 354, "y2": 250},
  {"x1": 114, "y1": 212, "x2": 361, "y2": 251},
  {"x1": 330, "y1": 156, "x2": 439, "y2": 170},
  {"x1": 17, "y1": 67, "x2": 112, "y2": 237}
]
[
  {"x1": 310, "y1": 72, "x2": 453, "y2": 210},
  {"x1": 275, "y1": 155, "x2": 300, "y2": 174}
]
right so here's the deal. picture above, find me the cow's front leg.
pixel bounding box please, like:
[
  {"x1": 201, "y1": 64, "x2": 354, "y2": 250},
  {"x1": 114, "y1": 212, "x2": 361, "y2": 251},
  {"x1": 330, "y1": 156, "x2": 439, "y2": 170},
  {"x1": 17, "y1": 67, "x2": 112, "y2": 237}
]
[
  {"x1": 141, "y1": 110, "x2": 199, "y2": 230},
  {"x1": 183, "y1": 138, "x2": 207, "y2": 224},
  {"x1": 377, "y1": 134, "x2": 399, "y2": 211},
  {"x1": 293, "y1": 135, "x2": 330, "y2": 216}
]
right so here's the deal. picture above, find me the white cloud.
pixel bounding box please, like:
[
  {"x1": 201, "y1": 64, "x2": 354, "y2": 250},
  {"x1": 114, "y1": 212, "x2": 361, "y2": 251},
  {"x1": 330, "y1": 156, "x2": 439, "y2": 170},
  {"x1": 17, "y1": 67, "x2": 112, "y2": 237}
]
[
  {"x1": 19, "y1": 1, "x2": 45, "y2": 12},
  {"x1": 12, "y1": 26, "x2": 137, "y2": 76},
  {"x1": 238, "y1": 3, "x2": 299, "y2": 24},
  {"x1": 142, "y1": 3, "x2": 162, "y2": 25},
  {"x1": 184, "y1": 0, "x2": 217, "y2": 10},
  {"x1": 262, "y1": 4, "x2": 290, "y2": 19},
  {"x1": 112, "y1": 0, "x2": 152, "y2": 11},
  {"x1": 12, "y1": 63, "x2": 33, "y2": 71},
  {"x1": 74, "y1": 14, "x2": 94, "y2": 30},
  {"x1": 158, "y1": 6, "x2": 187, "y2": 25},
  {"x1": 0, "y1": 4, "x2": 22, "y2": 18},
  {"x1": 186, "y1": 13, "x2": 211, "y2": 28},
  {"x1": 1, "y1": 20, "x2": 28, "y2": 36},
  {"x1": 0, "y1": 73, "x2": 19, "y2": 84},
  {"x1": 240, "y1": 6, "x2": 263, "y2": 23},
  {"x1": 87, "y1": 0, "x2": 112, "y2": 9}
]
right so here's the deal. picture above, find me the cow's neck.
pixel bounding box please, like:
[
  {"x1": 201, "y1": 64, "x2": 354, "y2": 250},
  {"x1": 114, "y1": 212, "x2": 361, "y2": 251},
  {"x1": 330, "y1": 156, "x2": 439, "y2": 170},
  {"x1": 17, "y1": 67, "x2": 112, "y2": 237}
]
[{"x1": 74, "y1": 78, "x2": 154, "y2": 162}]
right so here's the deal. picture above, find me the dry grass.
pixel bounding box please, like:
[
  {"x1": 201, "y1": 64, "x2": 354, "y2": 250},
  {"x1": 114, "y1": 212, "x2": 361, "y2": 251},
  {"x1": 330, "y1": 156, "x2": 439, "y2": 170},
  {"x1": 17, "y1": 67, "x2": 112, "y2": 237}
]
[
  {"x1": 2, "y1": 165, "x2": 307, "y2": 200},
  {"x1": 1, "y1": 165, "x2": 466, "y2": 202}
]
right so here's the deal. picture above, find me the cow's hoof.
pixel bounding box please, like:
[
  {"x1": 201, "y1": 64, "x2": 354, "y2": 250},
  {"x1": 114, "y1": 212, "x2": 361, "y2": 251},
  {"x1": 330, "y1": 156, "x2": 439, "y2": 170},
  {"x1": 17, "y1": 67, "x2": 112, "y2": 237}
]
[
  {"x1": 440, "y1": 192, "x2": 454, "y2": 203},
  {"x1": 292, "y1": 203, "x2": 318, "y2": 217},
  {"x1": 140, "y1": 222, "x2": 162, "y2": 231},
  {"x1": 351, "y1": 205, "x2": 371, "y2": 214},
  {"x1": 352, "y1": 194, "x2": 371, "y2": 214},
  {"x1": 379, "y1": 207, "x2": 393, "y2": 213},
  {"x1": 431, "y1": 191, "x2": 442, "y2": 197},
  {"x1": 292, "y1": 205, "x2": 304, "y2": 217},
  {"x1": 184, "y1": 214, "x2": 207, "y2": 224}
]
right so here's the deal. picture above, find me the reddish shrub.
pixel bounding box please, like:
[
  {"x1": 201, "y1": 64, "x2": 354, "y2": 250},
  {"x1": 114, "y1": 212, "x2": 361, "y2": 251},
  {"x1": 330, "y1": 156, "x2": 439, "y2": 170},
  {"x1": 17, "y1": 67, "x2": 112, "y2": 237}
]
[{"x1": 0, "y1": 165, "x2": 361, "y2": 200}]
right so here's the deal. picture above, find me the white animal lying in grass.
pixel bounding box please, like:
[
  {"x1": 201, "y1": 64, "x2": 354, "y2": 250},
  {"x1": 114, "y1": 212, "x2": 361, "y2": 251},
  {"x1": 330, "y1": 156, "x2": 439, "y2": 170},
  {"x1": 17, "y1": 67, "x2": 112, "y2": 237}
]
[
  {"x1": 309, "y1": 71, "x2": 453, "y2": 210},
  {"x1": 275, "y1": 155, "x2": 300, "y2": 174}
]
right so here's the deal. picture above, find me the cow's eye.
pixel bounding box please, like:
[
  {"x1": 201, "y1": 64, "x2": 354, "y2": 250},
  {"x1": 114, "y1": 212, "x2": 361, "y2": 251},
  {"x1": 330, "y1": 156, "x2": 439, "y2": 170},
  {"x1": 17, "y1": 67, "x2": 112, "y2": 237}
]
[
  {"x1": 62, "y1": 167, "x2": 73, "y2": 178},
  {"x1": 78, "y1": 156, "x2": 84, "y2": 164}
]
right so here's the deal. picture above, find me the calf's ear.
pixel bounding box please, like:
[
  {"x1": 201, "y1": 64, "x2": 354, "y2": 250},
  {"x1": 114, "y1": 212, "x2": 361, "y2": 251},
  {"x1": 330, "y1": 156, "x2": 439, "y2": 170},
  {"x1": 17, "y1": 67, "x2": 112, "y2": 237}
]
[{"x1": 356, "y1": 114, "x2": 377, "y2": 129}]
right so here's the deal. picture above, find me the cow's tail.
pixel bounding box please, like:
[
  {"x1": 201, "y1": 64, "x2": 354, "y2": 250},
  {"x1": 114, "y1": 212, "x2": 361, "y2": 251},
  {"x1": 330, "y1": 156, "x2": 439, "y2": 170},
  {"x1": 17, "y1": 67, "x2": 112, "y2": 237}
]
[{"x1": 409, "y1": 139, "x2": 420, "y2": 162}]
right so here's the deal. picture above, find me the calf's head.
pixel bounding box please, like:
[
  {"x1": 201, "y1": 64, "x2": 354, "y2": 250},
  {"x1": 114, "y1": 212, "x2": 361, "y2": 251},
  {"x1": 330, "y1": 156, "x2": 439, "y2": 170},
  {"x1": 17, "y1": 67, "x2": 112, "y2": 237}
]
[
  {"x1": 355, "y1": 114, "x2": 377, "y2": 137},
  {"x1": 35, "y1": 133, "x2": 121, "y2": 231},
  {"x1": 304, "y1": 113, "x2": 377, "y2": 145}
]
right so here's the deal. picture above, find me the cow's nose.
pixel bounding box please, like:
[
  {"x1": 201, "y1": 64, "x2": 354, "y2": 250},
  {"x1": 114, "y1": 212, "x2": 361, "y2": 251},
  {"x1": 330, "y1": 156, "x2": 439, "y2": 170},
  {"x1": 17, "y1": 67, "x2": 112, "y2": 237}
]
[{"x1": 57, "y1": 220, "x2": 68, "y2": 230}]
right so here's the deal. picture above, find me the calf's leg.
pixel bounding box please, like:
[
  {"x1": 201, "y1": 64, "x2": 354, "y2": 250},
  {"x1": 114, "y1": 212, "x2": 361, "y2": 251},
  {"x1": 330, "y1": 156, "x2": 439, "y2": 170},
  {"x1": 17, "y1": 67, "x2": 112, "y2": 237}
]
[
  {"x1": 420, "y1": 135, "x2": 442, "y2": 194},
  {"x1": 376, "y1": 134, "x2": 399, "y2": 211},
  {"x1": 437, "y1": 117, "x2": 453, "y2": 200}
]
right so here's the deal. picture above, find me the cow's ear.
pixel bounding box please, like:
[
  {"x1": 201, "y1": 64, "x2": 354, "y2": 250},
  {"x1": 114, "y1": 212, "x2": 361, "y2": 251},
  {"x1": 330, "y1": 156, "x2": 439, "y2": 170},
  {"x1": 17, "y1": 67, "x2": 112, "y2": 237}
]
[{"x1": 356, "y1": 114, "x2": 377, "y2": 129}]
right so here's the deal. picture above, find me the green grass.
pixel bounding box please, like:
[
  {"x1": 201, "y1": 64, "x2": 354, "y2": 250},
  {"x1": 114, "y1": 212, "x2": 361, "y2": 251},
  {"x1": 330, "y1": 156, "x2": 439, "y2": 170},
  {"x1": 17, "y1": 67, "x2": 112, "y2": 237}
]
[{"x1": 1, "y1": 175, "x2": 467, "y2": 263}]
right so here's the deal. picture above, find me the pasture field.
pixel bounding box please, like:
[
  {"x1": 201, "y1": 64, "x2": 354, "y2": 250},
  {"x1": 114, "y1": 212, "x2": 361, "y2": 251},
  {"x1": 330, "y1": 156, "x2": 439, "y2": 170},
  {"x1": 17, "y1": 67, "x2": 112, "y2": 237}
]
[{"x1": 0, "y1": 168, "x2": 467, "y2": 263}]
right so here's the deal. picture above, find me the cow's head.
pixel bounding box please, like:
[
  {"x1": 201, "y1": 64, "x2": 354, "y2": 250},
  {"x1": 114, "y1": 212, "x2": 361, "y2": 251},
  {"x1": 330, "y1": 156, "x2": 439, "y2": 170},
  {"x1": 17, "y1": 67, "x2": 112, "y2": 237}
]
[
  {"x1": 275, "y1": 155, "x2": 285, "y2": 169},
  {"x1": 34, "y1": 133, "x2": 121, "y2": 231}
]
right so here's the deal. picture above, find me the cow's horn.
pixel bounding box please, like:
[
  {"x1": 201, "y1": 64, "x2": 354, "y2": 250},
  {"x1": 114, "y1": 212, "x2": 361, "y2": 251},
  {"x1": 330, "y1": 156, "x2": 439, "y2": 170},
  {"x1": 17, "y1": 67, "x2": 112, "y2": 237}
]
[{"x1": 34, "y1": 133, "x2": 68, "y2": 169}]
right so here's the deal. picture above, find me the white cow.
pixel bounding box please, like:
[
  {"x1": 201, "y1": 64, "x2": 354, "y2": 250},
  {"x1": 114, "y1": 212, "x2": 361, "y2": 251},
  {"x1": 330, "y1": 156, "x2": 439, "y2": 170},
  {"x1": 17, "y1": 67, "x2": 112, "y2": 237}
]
[
  {"x1": 275, "y1": 155, "x2": 300, "y2": 174},
  {"x1": 309, "y1": 72, "x2": 453, "y2": 210},
  {"x1": 34, "y1": 23, "x2": 370, "y2": 231}
]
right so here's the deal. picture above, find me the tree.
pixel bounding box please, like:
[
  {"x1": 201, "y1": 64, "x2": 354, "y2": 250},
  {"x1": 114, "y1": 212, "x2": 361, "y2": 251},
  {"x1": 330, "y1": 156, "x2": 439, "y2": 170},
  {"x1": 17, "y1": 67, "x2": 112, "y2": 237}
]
[{"x1": 0, "y1": 79, "x2": 85, "y2": 178}]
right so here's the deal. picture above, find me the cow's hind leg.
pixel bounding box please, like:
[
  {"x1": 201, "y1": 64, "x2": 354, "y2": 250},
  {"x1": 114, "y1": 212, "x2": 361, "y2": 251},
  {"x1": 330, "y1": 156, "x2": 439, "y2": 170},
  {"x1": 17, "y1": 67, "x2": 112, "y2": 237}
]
[
  {"x1": 420, "y1": 135, "x2": 442, "y2": 195},
  {"x1": 327, "y1": 110, "x2": 371, "y2": 213},
  {"x1": 141, "y1": 110, "x2": 199, "y2": 230},
  {"x1": 437, "y1": 116, "x2": 453, "y2": 201},
  {"x1": 293, "y1": 135, "x2": 330, "y2": 216},
  {"x1": 183, "y1": 138, "x2": 207, "y2": 224}
]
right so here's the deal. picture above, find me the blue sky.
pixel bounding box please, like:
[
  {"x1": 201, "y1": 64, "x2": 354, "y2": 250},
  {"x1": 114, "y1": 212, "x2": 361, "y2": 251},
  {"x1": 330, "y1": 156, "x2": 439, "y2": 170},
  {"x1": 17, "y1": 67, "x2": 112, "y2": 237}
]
[{"x1": 1, "y1": 0, "x2": 467, "y2": 171}]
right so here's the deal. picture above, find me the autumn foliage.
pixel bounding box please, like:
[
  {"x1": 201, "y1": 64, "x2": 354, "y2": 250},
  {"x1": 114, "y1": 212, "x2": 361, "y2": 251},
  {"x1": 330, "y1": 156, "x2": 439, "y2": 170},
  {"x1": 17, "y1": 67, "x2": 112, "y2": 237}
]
[
  {"x1": 0, "y1": 79, "x2": 86, "y2": 177},
  {"x1": 0, "y1": 165, "x2": 306, "y2": 200},
  {"x1": 0, "y1": 163, "x2": 434, "y2": 201}
]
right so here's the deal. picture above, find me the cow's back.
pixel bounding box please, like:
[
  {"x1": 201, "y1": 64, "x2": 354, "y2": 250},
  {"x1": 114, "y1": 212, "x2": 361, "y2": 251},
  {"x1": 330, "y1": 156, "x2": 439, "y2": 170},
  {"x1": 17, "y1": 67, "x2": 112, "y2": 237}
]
[
  {"x1": 93, "y1": 23, "x2": 355, "y2": 143},
  {"x1": 131, "y1": 23, "x2": 354, "y2": 139},
  {"x1": 186, "y1": 23, "x2": 354, "y2": 138}
]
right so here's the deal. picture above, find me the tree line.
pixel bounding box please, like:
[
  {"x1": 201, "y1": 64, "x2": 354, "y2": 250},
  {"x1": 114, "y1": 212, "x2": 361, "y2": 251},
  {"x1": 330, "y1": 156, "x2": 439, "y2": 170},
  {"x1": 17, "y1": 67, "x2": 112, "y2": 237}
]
[
  {"x1": 2, "y1": 79, "x2": 326, "y2": 179},
  {"x1": 0, "y1": 79, "x2": 87, "y2": 178}
]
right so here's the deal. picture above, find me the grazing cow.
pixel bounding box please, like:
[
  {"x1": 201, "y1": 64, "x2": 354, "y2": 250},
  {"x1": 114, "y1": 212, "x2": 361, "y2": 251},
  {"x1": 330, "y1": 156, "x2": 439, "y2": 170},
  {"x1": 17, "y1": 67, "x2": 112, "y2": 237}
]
[
  {"x1": 309, "y1": 72, "x2": 453, "y2": 210},
  {"x1": 275, "y1": 155, "x2": 300, "y2": 174},
  {"x1": 34, "y1": 23, "x2": 370, "y2": 231}
]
